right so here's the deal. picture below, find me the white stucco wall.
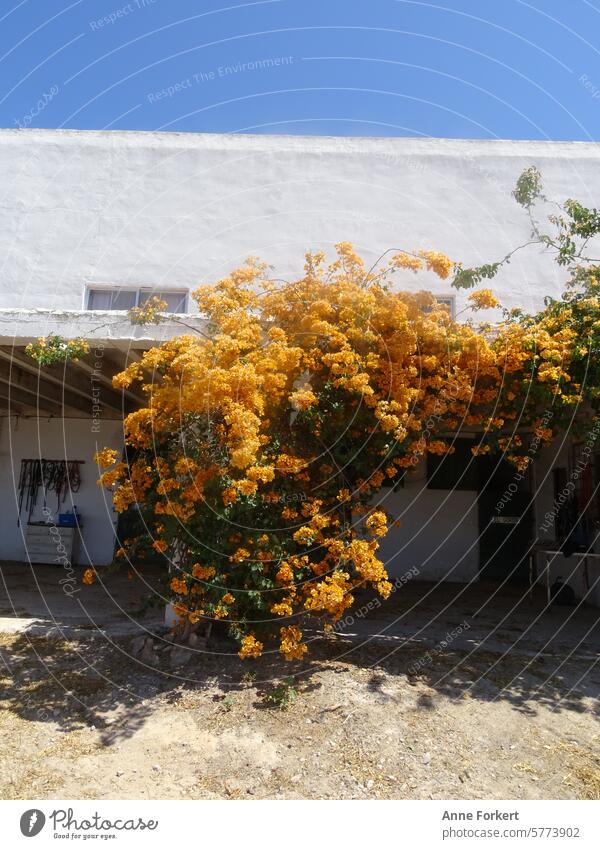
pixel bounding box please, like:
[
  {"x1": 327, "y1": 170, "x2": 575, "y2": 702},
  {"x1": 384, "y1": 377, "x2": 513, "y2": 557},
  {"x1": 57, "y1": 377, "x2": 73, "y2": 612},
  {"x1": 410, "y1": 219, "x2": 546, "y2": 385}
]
[
  {"x1": 1, "y1": 129, "x2": 600, "y2": 318},
  {"x1": 374, "y1": 471, "x2": 479, "y2": 583},
  {"x1": 0, "y1": 416, "x2": 123, "y2": 566},
  {"x1": 2, "y1": 128, "x2": 600, "y2": 591}
]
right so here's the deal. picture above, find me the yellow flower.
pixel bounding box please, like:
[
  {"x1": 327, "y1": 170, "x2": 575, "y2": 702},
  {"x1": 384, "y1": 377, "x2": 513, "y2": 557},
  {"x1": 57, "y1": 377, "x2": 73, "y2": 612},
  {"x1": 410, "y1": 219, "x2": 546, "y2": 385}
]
[
  {"x1": 170, "y1": 577, "x2": 188, "y2": 595},
  {"x1": 82, "y1": 568, "x2": 95, "y2": 585},
  {"x1": 192, "y1": 564, "x2": 216, "y2": 580},
  {"x1": 275, "y1": 454, "x2": 306, "y2": 474},
  {"x1": 304, "y1": 571, "x2": 354, "y2": 620},
  {"x1": 271, "y1": 599, "x2": 293, "y2": 616},
  {"x1": 246, "y1": 465, "x2": 275, "y2": 483},
  {"x1": 290, "y1": 388, "x2": 318, "y2": 411},
  {"x1": 419, "y1": 250, "x2": 454, "y2": 279},
  {"x1": 279, "y1": 625, "x2": 307, "y2": 661},
  {"x1": 391, "y1": 252, "x2": 422, "y2": 273},
  {"x1": 508, "y1": 455, "x2": 531, "y2": 472},
  {"x1": 222, "y1": 487, "x2": 237, "y2": 505},
  {"x1": 94, "y1": 448, "x2": 119, "y2": 469},
  {"x1": 239, "y1": 634, "x2": 263, "y2": 659},
  {"x1": 276, "y1": 561, "x2": 294, "y2": 585},
  {"x1": 365, "y1": 510, "x2": 388, "y2": 538},
  {"x1": 189, "y1": 609, "x2": 204, "y2": 625},
  {"x1": 237, "y1": 479, "x2": 258, "y2": 496},
  {"x1": 467, "y1": 288, "x2": 500, "y2": 310},
  {"x1": 293, "y1": 526, "x2": 316, "y2": 545}
]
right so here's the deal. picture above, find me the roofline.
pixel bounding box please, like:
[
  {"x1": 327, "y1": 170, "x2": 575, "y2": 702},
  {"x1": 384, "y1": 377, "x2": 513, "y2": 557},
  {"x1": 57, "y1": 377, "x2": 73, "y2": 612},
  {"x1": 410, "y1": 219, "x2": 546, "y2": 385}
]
[{"x1": 1, "y1": 127, "x2": 600, "y2": 156}]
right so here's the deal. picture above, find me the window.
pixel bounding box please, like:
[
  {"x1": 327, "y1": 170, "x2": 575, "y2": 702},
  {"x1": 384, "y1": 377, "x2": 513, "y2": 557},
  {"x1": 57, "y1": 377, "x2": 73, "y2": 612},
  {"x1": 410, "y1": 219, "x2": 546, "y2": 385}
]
[
  {"x1": 426, "y1": 438, "x2": 479, "y2": 490},
  {"x1": 86, "y1": 287, "x2": 188, "y2": 313},
  {"x1": 420, "y1": 296, "x2": 455, "y2": 319},
  {"x1": 435, "y1": 296, "x2": 455, "y2": 318}
]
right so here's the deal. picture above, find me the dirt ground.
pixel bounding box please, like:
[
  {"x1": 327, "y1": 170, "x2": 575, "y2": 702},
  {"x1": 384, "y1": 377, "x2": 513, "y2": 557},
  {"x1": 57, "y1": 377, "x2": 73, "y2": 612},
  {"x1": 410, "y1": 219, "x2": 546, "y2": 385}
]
[
  {"x1": 1, "y1": 626, "x2": 599, "y2": 800},
  {"x1": 1, "y1": 564, "x2": 599, "y2": 800}
]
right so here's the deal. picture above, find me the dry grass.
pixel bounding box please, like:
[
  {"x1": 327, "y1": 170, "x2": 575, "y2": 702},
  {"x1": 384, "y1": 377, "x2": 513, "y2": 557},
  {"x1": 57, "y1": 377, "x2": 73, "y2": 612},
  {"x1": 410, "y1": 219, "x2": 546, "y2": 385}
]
[{"x1": 559, "y1": 740, "x2": 600, "y2": 800}]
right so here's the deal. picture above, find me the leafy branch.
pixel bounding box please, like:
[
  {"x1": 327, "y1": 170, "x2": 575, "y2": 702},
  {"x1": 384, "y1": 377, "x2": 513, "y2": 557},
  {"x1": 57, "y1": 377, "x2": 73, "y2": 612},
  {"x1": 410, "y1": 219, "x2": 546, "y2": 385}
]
[{"x1": 451, "y1": 165, "x2": 600, "y2": 289}]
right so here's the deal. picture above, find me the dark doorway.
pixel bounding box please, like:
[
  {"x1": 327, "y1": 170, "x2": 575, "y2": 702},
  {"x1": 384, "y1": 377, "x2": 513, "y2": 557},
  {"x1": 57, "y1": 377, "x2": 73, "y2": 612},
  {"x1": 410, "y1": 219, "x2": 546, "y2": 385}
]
[
  {"x1": 113, "y1": 447, "x2": 167, "y2": 568},
  {"x1": 477, "y1": 456, "x2": 533, "y2": 585}
]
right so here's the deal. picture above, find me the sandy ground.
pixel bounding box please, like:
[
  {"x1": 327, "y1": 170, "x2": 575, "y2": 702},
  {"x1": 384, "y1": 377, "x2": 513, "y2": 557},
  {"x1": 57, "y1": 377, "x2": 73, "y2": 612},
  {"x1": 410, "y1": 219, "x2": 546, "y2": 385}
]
[
  {"x1": 0, "y1": 631, "x2": 599, "y2": 800},
  {"x1": 0, "y1": 564, "x2": 599, "y2": 800}
]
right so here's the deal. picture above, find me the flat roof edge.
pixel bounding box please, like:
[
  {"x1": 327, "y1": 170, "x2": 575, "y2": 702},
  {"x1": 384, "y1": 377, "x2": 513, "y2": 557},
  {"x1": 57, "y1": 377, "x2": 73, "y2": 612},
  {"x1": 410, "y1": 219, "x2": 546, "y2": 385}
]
[{"x1": 0, "y1": 127, "x2": 599, "y2": 157}]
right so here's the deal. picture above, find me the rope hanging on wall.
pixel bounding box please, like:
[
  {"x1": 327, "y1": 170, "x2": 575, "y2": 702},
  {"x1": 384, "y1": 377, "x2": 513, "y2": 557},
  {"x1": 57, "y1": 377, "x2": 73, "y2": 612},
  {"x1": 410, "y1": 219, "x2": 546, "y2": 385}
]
[{"x1": 17, "y1": 459, "x2": 84, "y2": 524}]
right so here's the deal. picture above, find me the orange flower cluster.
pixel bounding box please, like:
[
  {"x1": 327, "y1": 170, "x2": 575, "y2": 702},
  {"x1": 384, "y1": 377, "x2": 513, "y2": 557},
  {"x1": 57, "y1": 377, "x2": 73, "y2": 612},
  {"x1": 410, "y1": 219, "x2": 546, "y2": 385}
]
[
  {"x1": 279, "y1": 626, "x2": 308, "y2": 661},
  {"x1": 238, "y1": 634, "x2": 264, "y2": 659},
  {"x1": 97, "y1": 243, "x2": 582, "y2": 659}
]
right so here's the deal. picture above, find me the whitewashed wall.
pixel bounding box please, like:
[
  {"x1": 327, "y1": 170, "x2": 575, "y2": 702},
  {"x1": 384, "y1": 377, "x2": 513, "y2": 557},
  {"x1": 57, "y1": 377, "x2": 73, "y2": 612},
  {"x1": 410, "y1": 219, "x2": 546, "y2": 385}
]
[
  {"x1": 1, "y1": 129, "x2": 600, "y2": 318},
  {"x1": 374, "y1": 475, "x2": 479, "y2": 583},
  {"x1": 0, "y1": 417, "x2": 124, "y2": 565},
  {"x1": 3, "y1": 128, "x2": 600, "y2": 591}
]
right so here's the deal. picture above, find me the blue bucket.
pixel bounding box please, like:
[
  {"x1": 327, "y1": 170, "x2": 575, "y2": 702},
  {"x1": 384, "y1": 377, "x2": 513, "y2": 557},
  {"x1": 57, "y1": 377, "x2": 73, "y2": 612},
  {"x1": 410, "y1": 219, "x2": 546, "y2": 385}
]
[{"x1": 58, "y1": 513, "x2": 77, "y2": 527}]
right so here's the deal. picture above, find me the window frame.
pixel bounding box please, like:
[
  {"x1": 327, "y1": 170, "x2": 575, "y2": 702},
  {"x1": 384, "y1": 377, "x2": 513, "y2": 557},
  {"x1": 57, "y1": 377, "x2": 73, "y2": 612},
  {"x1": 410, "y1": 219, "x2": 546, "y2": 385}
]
[
  {"x1": 85, "y1": 285, "x2": 189, "y2": 314},
  {"x1": 434, "y1": 295, "x2": 455, "y2": 319}
]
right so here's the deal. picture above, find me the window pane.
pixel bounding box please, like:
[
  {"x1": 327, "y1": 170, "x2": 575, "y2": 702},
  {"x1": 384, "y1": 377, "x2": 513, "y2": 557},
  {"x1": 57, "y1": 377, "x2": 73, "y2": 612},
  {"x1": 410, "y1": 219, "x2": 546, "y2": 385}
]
[
  {"x1": 110, "y1": 289, "x2": 137, "y2": 310},
  {"x1": 140, "y1": 290, "x2": 187, "y2": 313},
  {"x1": 87, "y1": 289, "x2": 112, "y2": 310},
  {"x1": 436, "y1": 297, "x2": 454, "y2": 317},
  {"x1": 158, "y1": 291, "x2": 186, "y2": 313}
]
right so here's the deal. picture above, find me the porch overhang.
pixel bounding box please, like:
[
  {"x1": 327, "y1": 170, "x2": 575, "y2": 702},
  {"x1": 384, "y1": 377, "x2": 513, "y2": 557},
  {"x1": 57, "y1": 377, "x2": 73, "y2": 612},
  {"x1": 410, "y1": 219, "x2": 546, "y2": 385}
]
[{"x1": 0, "y1": 308, "x2": 206, "y2": 419}]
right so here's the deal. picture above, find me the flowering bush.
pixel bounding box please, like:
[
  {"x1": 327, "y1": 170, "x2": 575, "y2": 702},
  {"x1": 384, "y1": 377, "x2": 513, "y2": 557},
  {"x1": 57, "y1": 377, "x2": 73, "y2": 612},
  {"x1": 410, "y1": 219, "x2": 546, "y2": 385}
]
[
  {"x1": 96, "y1": 239, "x2": 581, "y2": 660},
  {"x1": 13, "y1": 164, "x2": 593, "y2": 660},
  {"x1": 454, "y1": 165, "x2": 600, "y2": 454},
  {"x1": 96, "y1": 156, "x2": 600, "y2": 660}
]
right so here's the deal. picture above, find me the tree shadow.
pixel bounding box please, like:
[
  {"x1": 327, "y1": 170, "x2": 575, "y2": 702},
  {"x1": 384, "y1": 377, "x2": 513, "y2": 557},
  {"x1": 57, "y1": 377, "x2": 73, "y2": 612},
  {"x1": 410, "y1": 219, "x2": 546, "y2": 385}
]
[
  {"x1": 294, "y1": 634, "x2": 600, "y2": 718},
  {"x1": 0, "y1": 630, "x2": 327, "y2": 747},
  {"x1": 1, "y1": 595, "x2": 598, "y2": 752}
]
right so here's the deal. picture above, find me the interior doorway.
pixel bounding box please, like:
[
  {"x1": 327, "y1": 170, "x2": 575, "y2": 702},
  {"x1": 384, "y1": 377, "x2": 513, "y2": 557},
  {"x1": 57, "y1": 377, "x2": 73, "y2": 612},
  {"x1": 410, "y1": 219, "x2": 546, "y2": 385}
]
[{"x1": 477, "y1": 456, "x2": 534, "y2": 585}]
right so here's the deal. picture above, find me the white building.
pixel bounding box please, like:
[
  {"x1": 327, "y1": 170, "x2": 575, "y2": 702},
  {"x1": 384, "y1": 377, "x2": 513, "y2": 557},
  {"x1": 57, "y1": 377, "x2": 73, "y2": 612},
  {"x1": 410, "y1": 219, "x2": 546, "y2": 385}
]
[{"x1": 1, "y1": 128, "x2": 599, "y2": 604}]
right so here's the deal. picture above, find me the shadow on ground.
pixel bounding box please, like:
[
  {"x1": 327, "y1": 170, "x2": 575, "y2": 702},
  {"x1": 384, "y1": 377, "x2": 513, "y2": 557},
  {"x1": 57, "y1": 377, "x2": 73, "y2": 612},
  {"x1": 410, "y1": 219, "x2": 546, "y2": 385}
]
[
  {"x1": 1, "y1": 609, "x2": 598, "y2": 751},
  {"x1": 1, "y1": 564, "x2": 599, "y2": 746}
]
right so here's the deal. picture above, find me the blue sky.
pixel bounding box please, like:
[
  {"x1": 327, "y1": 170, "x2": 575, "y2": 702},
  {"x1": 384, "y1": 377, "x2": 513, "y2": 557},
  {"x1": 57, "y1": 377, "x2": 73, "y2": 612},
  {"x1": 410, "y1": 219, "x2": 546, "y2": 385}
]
[{"x1": 1, "y1": 0, "x2": 600, "y2": 139}]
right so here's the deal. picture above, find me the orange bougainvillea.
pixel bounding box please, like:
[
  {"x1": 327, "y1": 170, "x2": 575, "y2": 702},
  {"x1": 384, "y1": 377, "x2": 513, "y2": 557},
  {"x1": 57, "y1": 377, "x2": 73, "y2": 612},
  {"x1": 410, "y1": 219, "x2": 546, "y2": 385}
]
[{"x1": 96, "y1": 242, "x2": 585, "y2": 659}]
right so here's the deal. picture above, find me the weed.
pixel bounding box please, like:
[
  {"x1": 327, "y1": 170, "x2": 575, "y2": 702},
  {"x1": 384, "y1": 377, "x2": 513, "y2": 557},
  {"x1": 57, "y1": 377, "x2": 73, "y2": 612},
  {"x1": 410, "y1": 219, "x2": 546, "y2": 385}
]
[{"x1": 264, "y1": 677, "x2": 297, "y2": 710}]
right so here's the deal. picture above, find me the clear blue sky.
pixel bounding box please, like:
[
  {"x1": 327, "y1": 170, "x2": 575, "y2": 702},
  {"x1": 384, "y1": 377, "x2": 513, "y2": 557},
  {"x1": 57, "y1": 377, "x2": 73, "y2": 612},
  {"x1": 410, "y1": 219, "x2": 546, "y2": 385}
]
[{"x1": 1, "y1": 0, "x2": 600, "y2": 139}]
